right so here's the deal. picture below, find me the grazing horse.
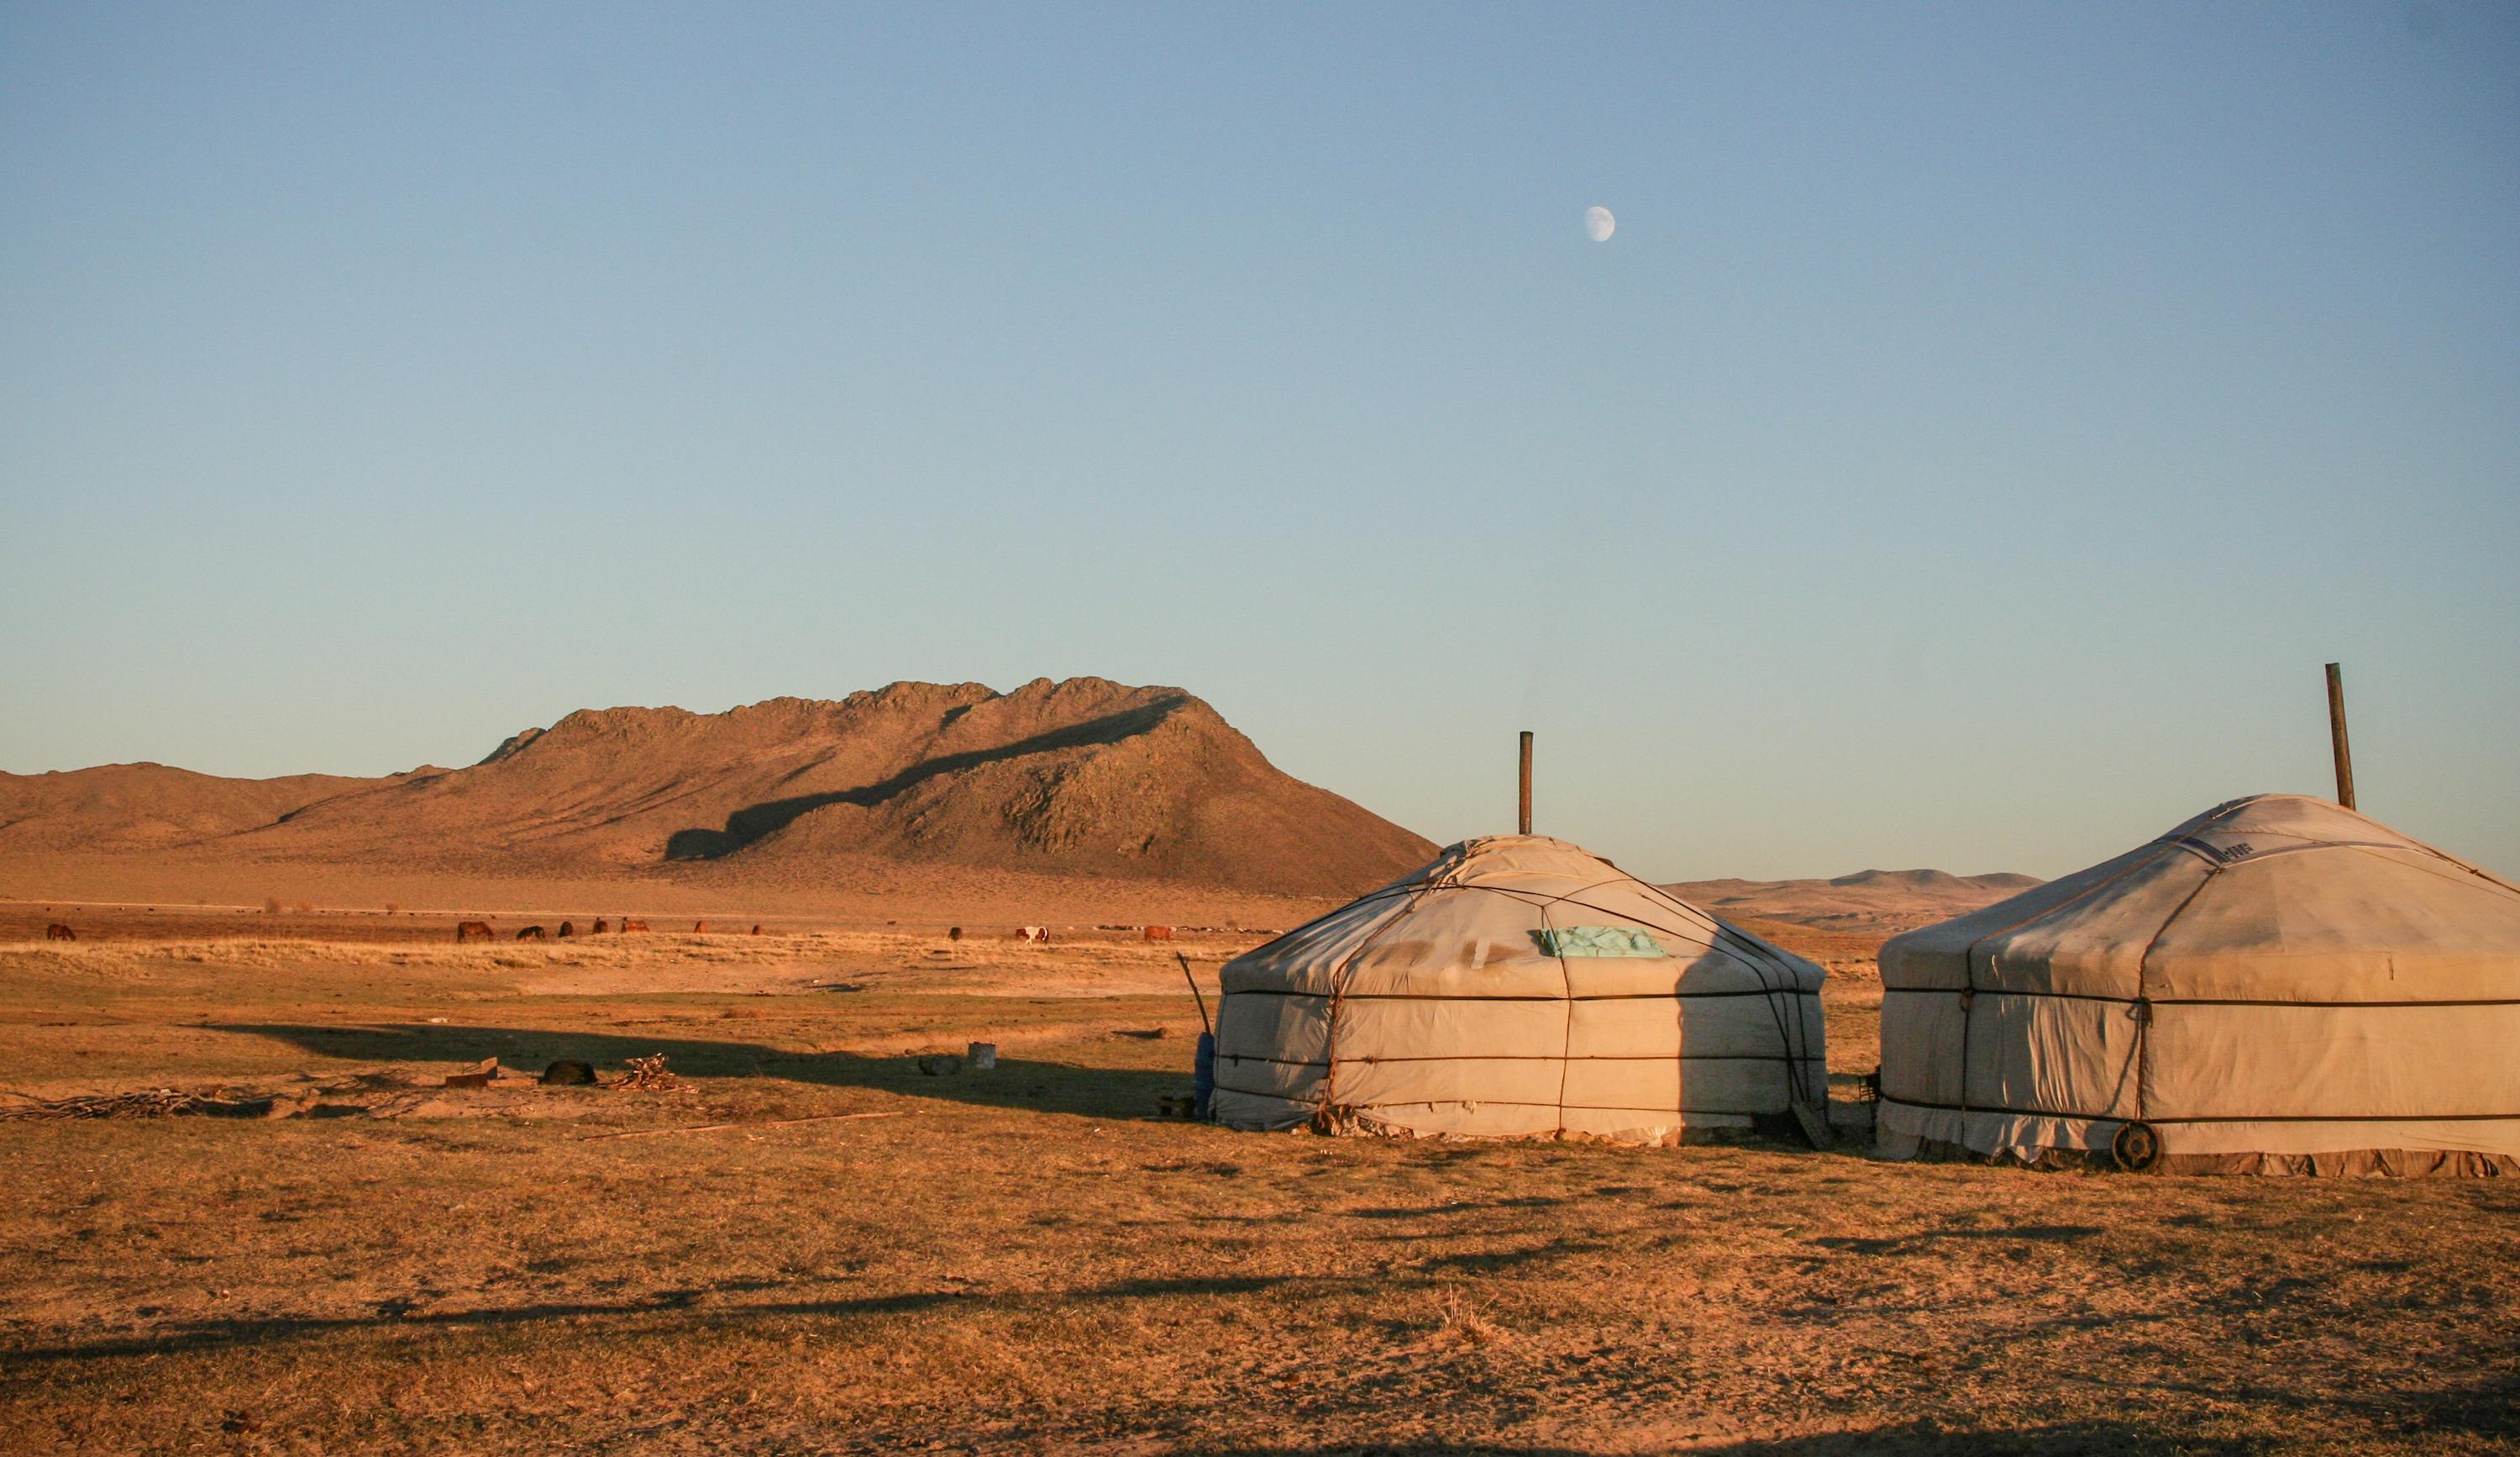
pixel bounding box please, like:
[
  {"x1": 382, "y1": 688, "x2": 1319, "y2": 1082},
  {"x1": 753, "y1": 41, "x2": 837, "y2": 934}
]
[
  {"x1": 516, "y1": 925, "x2": 546, "y2": 940},
  {"x1": 622, "y1": 919, "x2": 650, "y2": 933},
  {"x1": 1017, "y1": 924, "x2": 1050, "y2": 944},
  {"x1": 1143, "y1": 925, "x2": 1174, "y2": 942},
  {"x1": 593, "y1": 918, "x2": 609, "y2": 934},
  {"x1": 45, "y1": 923, "x2": 76, "y2": 942},
  {"x1": 455, "y1": 921, "x2": 495, "y2": 944},
  {"x1": 557, "y1": 920, "x2": 575, "y2": 939}
]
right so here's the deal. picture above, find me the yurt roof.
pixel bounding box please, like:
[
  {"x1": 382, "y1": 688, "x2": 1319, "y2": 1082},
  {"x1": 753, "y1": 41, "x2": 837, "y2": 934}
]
[
  {"x1": 1880, "y1": 794, "x2": 2520, "y2": 1003},
  {"x1": 1223, "y1": 834, "x2": 1823, "y2": 997}
]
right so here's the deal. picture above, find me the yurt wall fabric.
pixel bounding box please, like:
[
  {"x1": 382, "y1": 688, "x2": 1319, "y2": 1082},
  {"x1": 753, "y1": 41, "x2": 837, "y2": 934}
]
[
  {"x1": 1210, "y1": 836, "x2": 1827, "y2": 1142},
  {"x1": 1876, "y1": 795, "x2": 2520, "y2": 1175}
]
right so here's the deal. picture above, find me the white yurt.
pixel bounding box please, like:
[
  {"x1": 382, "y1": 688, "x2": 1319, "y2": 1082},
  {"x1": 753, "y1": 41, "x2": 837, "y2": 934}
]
[
  {"x1": 1208, "y1": 834, "x2": 1828, "y2": 1142},
  {"x1": 1876, "y1": 794, "x2": 2520, "y2": 1175}
]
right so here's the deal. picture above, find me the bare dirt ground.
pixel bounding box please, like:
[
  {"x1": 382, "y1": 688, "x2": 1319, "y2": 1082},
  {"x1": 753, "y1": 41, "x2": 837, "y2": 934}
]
[
  {"x1": 0, "y1": 853, "x2": 1335, "y2": 939},
  {"x1": 2, "y1": 907, "x2": 2513, "y2": 1455}
]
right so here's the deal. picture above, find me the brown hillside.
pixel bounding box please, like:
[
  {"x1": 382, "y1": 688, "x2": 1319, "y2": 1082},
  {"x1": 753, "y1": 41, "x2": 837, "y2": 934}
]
[
  {"x1": 3, "y1": 680, "x2": 1435, "y2": 899},
  {"x1": 0, "y1": 764, "x2": 403, "y2": 854}
]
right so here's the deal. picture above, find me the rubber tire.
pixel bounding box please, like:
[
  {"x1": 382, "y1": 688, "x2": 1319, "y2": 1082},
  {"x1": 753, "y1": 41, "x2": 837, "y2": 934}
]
[{"x1": 2111, "y1": 1119, "x2": 2163, "y2": 1172}]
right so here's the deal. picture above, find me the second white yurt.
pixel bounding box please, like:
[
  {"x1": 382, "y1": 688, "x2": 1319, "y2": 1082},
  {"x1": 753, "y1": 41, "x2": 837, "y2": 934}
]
[
  {"x1": 1209, "y1": 835, "x2": 1828, "y2": 1142},
  {"x1": 1876, "y1": 794, "x2": 2520, "y2": 1175}
]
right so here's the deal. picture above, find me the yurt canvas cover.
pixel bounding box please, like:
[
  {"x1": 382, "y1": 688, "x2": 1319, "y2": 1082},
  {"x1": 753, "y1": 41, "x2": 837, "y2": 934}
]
[
  {"x1": 1876, "y1": 795, "x2": 2520, "y2": 1175},
  {"x1": 1210, "y1": 835, "x2": 1827, "y2": 1142}
]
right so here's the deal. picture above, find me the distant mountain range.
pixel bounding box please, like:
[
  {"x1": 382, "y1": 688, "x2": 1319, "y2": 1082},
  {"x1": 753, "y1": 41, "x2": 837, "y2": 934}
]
[
  {"x1": 0, "y1": 678, "x2": 1436, "y2": 898},
  {"x1": 1661, "y1": 867, "x2": 2045, "y2": 932},
  {"x1": 2, "y1": 681, "x2": 2043, "y2": 917}
]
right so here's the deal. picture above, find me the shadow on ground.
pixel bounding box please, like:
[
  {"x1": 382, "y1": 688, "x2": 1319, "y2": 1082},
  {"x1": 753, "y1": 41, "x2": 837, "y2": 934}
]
[
  {"x1": 1809, "y1": 1223, "x2": 2103, "y2": 1255},
  {"x1": 204, "y1": 1020, "x2": 1852, "y2": 1161},
  {"x1": 1199, "y1": 1393, "x2": 2520, "y2": 1454},
  {"x1": 1183, "y1": 1433, "x2": 2249, "y2": 1457},
  {"x1": 210, "y1": 1021, "x2": 1188, "y2": 1120},
  {"x1": 11, "y1": 1270, "x2": 1326, "y2": 1363}
]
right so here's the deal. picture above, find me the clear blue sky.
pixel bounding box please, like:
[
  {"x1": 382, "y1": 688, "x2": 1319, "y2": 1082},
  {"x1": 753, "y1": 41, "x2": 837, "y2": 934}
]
[{"x1": 4, "y1": 3, "x2": 2515, "y2": 881}]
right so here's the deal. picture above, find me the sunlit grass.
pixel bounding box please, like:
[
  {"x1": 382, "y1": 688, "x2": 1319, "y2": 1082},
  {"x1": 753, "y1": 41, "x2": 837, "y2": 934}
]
[{"x1": 1, "y1": 927, "x2": 2512, "y2": 1454}]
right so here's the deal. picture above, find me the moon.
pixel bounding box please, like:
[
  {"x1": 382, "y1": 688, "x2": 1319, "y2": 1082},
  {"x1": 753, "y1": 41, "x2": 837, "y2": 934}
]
[{"x1": 1584, "y1": 206, "x2": 1615, "y2": 242}]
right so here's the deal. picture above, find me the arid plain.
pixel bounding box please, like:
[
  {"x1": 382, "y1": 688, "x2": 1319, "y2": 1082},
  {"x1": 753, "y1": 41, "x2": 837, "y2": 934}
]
[
  {"x1": 3, "y1": 682, "x2": 2514, "y2": 1454},
  {"x1": 6, "y1": 908, "x2": 2514, "y2": 1454}
]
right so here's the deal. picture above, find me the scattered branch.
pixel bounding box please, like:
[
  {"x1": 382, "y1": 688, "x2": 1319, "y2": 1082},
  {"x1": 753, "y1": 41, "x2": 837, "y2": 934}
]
[{"x1": 580, "y1": 1111, "x2": 905, "y2": 1141}]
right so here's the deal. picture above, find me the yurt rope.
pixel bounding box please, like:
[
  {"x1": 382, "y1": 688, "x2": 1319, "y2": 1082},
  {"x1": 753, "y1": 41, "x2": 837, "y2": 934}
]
[
  {"x1": 2129, "y1": 865, "x2": 2229, "y2": 1125},
  {"x1": 1620, "y1": 880, "x2": 1822, "y2": 1112},
  {"x1": 1539, "y1": 902, "x2": 1578, "y2": 1134},
  {"x1": 1943, "y1": 842, "x2": 2184, "y2": 1123},
  {"x1": 1445, "y1": 874, "x2": 1824, "y2": 1118},
  {"x1": 1258, "y1": 880, "x2": 1424, "y2": 946},
  {"x1": 1245, "y1": 841, "x2": 1830, "y2": 1129},
  {"x1": 2340, "y1": 843, "x2": 2520, "y2": 901},
  {"x1": 1934, "y1": 798, "x2": 2256, "y2": 1129},
  {"x1": 2120, "y1": 797, "x2": 2260, "y2": 1127},
  {"x1": 1530, "y1": 880, "x2": 1818, "y2": 1102},
  {"x1": 2173, "y1": 796, "x2": 2520, "y2": 899},
  {"x1": 1311, "y1": 863, "x2": 1456, "y2": 1121}
]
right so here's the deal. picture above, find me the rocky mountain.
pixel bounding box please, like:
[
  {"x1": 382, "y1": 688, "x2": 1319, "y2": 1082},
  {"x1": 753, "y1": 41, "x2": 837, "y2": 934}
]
[{"x1": 0, "y1": 679, "x2": 1436, "y2": 897}]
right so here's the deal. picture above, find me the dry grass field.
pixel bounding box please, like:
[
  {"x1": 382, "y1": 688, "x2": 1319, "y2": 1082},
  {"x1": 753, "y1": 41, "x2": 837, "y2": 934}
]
[{"x1": 2, "y1": 913, "x2": 2513, "y2": 1455}]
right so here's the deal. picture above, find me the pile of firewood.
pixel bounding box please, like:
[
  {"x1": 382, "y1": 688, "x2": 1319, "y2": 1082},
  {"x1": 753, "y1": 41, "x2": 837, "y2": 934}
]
[
  {"x1": 0, "y1": 1088, "x2": 215, "y2": 1120},
  {"x1": 614, "y1": 1054, "x2": 686, "y2": 1092}
]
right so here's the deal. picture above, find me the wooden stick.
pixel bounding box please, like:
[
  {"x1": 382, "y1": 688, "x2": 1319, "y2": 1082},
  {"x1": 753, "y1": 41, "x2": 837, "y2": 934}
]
[
  {"x1": 2325, "y1": 662, "x2": 2356, "y2": 810},
  {"x1": 580, "y1": 1110, "x2": 904, "y2": 1141},
  {"x1": 1178, "y1": 952, "x2": 1211, "y2": 1036},
  {"x1": 1519, "y1": 730, "x2": 1534, "y2": 835}
]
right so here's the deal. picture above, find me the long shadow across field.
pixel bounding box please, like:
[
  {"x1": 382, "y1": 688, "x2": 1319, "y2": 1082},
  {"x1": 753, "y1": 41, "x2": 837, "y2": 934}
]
[
  {"x1": 19, "y1": 1290, "x2": 2512, "y2": 1451},
  {"x1": 8, "y1": 1270, "x2": 1317, "y2": 1363},
  {"x1": 208, "y1": 1021, "x2": 1189, "y2": 1120},
  {"x1": 204, "y1": 1021, "x2": 1858, "y2": 1156}
]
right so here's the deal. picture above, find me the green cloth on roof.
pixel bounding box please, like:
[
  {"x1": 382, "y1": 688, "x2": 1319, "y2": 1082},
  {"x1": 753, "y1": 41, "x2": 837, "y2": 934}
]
[{"x1": 1537, "y1": 926, "x2": 1667, "y2": 958}]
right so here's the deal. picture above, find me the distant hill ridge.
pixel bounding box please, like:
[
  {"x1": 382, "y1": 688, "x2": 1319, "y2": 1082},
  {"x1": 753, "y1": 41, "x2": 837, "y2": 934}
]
[
  {"x1": 1663, "y1": 867, "x2": 2043, "y2": 932},
  {"x1": 0, "y1": 678, "x2": 1436, "y2": 897}
]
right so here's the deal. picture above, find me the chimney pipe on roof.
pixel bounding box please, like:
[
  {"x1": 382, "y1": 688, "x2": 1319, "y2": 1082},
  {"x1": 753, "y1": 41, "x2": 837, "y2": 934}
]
[
  {"x1": 2325, "y1": 663, "x2": 2356, "y2": 811},
  {"x1": 1519, "y1": 731, "x2": 1534, "y2": 835}
]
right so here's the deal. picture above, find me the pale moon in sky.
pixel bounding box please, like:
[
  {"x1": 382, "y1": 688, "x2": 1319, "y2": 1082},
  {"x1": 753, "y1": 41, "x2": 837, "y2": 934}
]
[{"x1": 1584, "y1": 205, "x2": 1615, "y2": 242}]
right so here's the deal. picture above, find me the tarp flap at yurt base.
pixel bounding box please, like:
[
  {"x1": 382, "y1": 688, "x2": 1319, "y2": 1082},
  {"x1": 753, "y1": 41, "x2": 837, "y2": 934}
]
[
  {"x1": 1210, "y1": 835, "x2": 1827, "y2": 1144},
  {"x1": 1875, "y1": 794, "x2": 2520, "y2": 1176}
]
